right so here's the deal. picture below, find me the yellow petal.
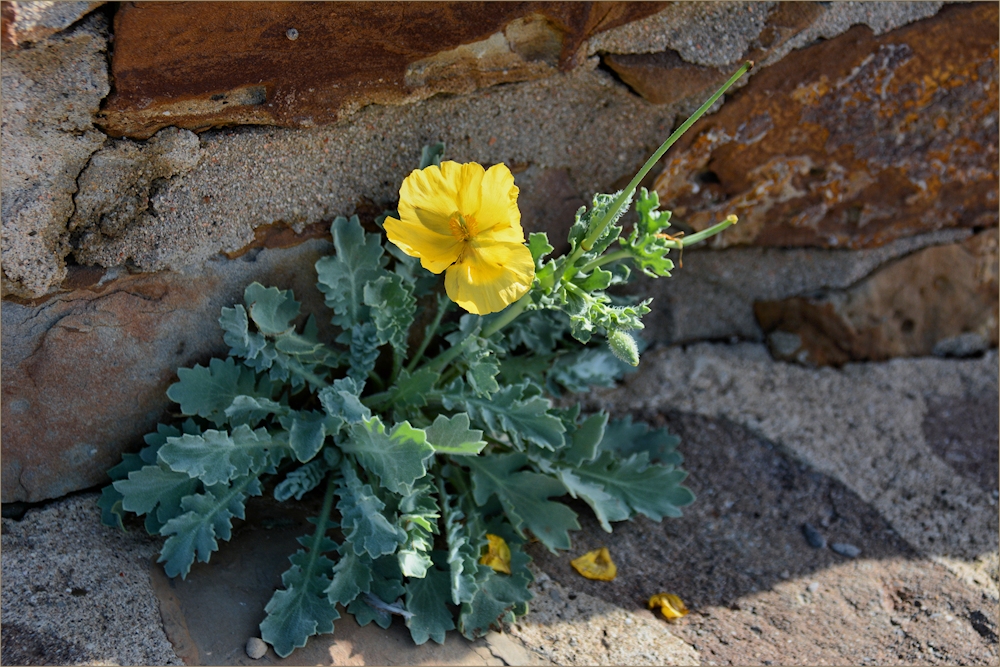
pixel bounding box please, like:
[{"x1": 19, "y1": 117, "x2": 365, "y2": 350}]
[
  {"x1": 444, "y1": 242, "x2": 534, "y2": 315},
  {"x1": 452, "y1": 161, "x2": 485, "y2": 219},
  {"x1": 397, "y1": 164, "x2": 462, "y2": 237},
  {"x1": 383, "y1": 214, "x2": 464, "y2": 274},
  {"x1": 479, "y1": 534, "x2": 512, "y2": 574},
  {"x1": 475, "y1": 163, "x2": 523, "y2": 238},
  {"x1": 570, "y1": 547, "x2": 617, "y2": 581},
  {"x1": 648, "y1": 593, "x2": 689, "y2": 620}
]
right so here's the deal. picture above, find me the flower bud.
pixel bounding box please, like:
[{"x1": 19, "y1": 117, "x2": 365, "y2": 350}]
[{"x1": 607, "y1": 328, "x2": 639, "y2": 366}]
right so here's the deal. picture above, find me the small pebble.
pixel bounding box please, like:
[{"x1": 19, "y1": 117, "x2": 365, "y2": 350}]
[
  {"x1": 286, "y1": 28, "x2": 299, "y2": 40},
  {"x1": 801, "y1": 523, "x2": 826, "y2": 549},
  {"x1": 246, "y1": 637, "x2": 267, "y2": 660},
  {"x1": 830, "y1": 542, "x2": 861, "y2": 558},
  {"x1": 807, "y1": 582, "x2": 820, "y2": 594}
]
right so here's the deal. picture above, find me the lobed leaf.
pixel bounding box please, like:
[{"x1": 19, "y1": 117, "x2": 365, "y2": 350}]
[
  {"x1": 315, "y1": 216, "x2": 388, "y2": 328},
  {"x1": 364, "y1": 273, "x2": 416, "y2": 354},
  {"x1": 341, "y1": 417, "x2": 434, "y2": 495},
  {"x1": 158, "y1": 425, "x2": 284, "y2": 486},
  {"x1": 158, "y1": 475, "x2": 262, "y2": 579},
  {"x1": 405, "y1": 563, "x2": 456, "y2": 645},
  {"x1": 425, "y1": 414, "x2": 486, "y2": 457},
  {"x1": 336, "y1": 463, "x2": 406, "y2": 559},
  {"x1": 465, "y1": 453, "x2": 579, "y2": 552}
]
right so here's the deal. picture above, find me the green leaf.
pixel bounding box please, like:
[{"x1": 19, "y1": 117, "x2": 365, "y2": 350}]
[
  {"x1": 274, "y1": 454, "x2": 338, "y2": 502},
  {"x1": 578, "y1": 267, "x2": 613, "y2": 291},
  {"x1": 623, "y1": 187, "x2": 676, "y2": 277},
  {"x1": 341, "y1": 417, "x2": 434, "y2": 495},
  {"x1": 600, "y1": 416, "x2": 683, "y2": 466},
  {"x1": 315, "y1": 216, "x2": 388, "y2": 328},
  {"x1": 419, "y1": 142, "x2": 445, "y2": 169},
  {"x1": 441, "y1": 483, "x2": 481, "y2": 606},
  {"x1": 364, "y1": 273, "x2": 416, "y2": 354},
  {"x1": 245, "y1": 283, "x2": 300, "y2": 336},
  {"x1": 552, "y1": 467, "x2": 629, "y2": 532},
  {"x1": 336, "y1": 464, "x2": 406, "y2": 559},
  {"x1": 114, "y1": 463, "x2": 200, "y2": 518},
  {"x1": 326, "y1": 549, "x2": 373, "y2": 607},
  {"x1": 261, "y1": 514, "x2": 340, "y2": 659},
  {"x1": 220, "y1": 304, "x2": 274, "y2": 370},
  {"x1": 547, "y1": 346, "x2": 632, "y2": 394},
  {"x1": 99, "y1": 451, "x2": 147, "y2": 530},
  {"x1": 465, "y1": 346, "x2": 500, "y2": 398},
  {"x1": 318, "y1": 377, "x2": 371, "y2": 425},
  {"x1": 345, "y1": 322, "x2": 381, "y2": 384},
  {"x1": 574, "y1": 452, "x2": 694, "y2": 521},
  {"x1": 397, "y1": 484, "x2": 440, "y2": 578},
  {"x1": 446, "y1": 383, "x2": 565, "y2": 452},
  {"x1": 388, "y1": 368, "x2": 439, "y2": 410},
  {"x1": 465, "y1": 453, "x2": 579, "y2": 552},
  {"x1": 560, "y1": 411, "x2": 608, "y2": 466},
  {"x1": 283, "y1": 411, "x2": 331, "y2": 462},
  {"x1": 425, "y1": 414, "x2": 487, "y2": 456},
  {"x1": 158, "y1": 425, "x2": 283, "y2": 486},
  {"x1": 158, "y1": 475, "x2": 262, "y2": 578},
  {"x1": 528, "y1": 232, "x2": 554, "y2": 267},
  {"x1": 458, "y1": 521, "x2": 533, "y2": 640},
  {"x1": 405, "y1": 564, "x2": 456, "y2": 645},
  {"x1": 166, "y1": 358, "x2": 259, "y2": 427},
  {"x1": 225, "y1": 394, "x2": 288, "y2": 425},
  {"x1": 347, "y1": 556, "x2": 406, "y2": 629}
]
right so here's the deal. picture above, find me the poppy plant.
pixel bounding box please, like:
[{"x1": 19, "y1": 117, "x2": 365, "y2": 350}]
[{"x1": 384, "y1": 161, "x2": 535, "y2": 315}]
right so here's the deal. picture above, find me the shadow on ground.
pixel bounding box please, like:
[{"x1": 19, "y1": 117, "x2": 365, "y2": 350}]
[{"x1": 525, "y1": 409, "x2": 999, "y2": 666}]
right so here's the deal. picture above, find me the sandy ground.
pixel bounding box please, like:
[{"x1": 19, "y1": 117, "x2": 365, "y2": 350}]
[{"x1": 2, "y1": 343, "x2": 997, "y2": 665}]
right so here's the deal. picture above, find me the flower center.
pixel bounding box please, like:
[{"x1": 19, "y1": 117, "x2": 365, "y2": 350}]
[{"x1": 448, "y1": 212, "x2": 479, "y2": 242}]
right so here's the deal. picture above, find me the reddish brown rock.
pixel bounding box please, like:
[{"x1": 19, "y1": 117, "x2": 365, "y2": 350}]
[
  {"x1": 755, "y1": 229, "x2": 999, "y2": 366},
  {"x1": 1, "y1": 240, "x2": 332, "y2": 504},
  {"x1": 99, "y1": 2, "x2": 665, "y2": 139},
  {"x1": 652, "y1": 3, "x2": 998, "y2": 250}
]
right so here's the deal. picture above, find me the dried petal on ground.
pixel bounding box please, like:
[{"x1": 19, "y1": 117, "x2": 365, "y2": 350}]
[
  {"x1": 649, "y1": 593, "x2": 689, "y2": 621},
  {"x1": 571, "y1": 547, "x2": 618, "y2": 581}
]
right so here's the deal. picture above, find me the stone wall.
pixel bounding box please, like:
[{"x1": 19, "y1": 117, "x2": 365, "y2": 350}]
[{"x1": 2, "y1": 1, "x2": 996, "y2": 503}]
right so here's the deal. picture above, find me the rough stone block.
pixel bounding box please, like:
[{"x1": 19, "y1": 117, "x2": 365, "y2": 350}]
[
  {"x1": 1, "y1": 1, "x2": 105, "y2": 49},
  {"x1": 1, "y1": 13, "x2": 109, "y2": 298},
  {"x1": 1, "y1": 240, "x2": 332, "y2": 503},
  {"x1": 652, "y1": 3, "x2": 998, "y2": 250},
  {"x1": 755, "y1": 229, "x2": 999, "y2": 366},
  {"x1": 98, "y1": 2, "x2": 665, "y2": 139}
]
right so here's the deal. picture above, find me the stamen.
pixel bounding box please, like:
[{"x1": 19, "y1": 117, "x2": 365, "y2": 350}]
[{"x1": 448, "y1": 213, "x2": 478, "y2": 241}]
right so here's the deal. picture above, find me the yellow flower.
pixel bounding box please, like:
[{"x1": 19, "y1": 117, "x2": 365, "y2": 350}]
[
  {"x1": 479, "y1": 533, "x2": 512, "y2": 574},
  {"x1": 570, "y1": 547, "x2": 617, "y2": 581},
  {"x1": 648, "y1": 593, "x2": 689, "y2": 621},
  {"x1": 384, "y1": 161, "x2": 535, "y2": 315}
]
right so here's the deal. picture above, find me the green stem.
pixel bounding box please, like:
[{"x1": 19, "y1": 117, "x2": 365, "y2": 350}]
[
  {"x1": 406, "y1": 296, "x2": 451, "y2": 373},
  {"x1": 588, "y1": 61, "x2": 752, "y2": 249},
  {"x1": 481, "y1": 295, "x2": 530, "y2": 338},
  {"x1": 367, "y1": 370, "x2": 385, "y2": 391},
  {"x1": 679, "y1": 215, "x2": 738, "y2": 247},
  {"x1": 560, "y1": 61, "x2": 753, "y2": 280},
  {"x1": 305, "y1": 470, "x2": 339, "y2": 565},
  {"x1": 578, "y1": 248, "x2": 632, "y2": 275}
]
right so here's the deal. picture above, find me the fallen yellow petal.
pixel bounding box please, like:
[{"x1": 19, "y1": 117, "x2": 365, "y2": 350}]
[
  {"x1": 570, "y1": 547, "x2": 617, "y2": 581},
  {"x1": 648, "y1": 593, "x2": 689, "y2": 620},
  {"x1": 480, "y1": 533, "x2": 511, "y2": 574}
]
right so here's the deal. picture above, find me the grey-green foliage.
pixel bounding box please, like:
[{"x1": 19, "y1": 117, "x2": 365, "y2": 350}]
[{"x1": 100, "y1": 156, "x2": 697, "y2": 660}]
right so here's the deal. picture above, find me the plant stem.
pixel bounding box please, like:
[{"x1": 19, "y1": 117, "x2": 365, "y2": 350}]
[
  {"x1": 578, "y1": 248, "x2": 632, "y2": 275},
  {"x1": 303, "y1": 470, "x2": 338, "y2": 568},
  {"x1": 482, "y1": 294, "x2": 530, "y2": 338},
  {"x1": 559, "y1": 61, "x2": 753, "y2": 281},
  {"x1": 679, "y1": 215, "x2": 738, "y2": 247},
  {"x1": 406, "y1": 296, "x2": 451, "y2": 373},
  {"x1": 587, "y1": 61, "x2": 752, "y2": 249}
]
